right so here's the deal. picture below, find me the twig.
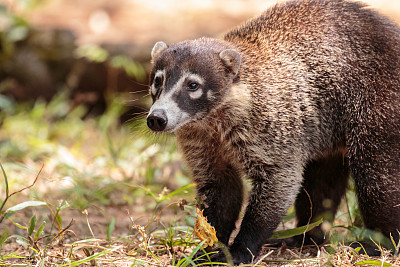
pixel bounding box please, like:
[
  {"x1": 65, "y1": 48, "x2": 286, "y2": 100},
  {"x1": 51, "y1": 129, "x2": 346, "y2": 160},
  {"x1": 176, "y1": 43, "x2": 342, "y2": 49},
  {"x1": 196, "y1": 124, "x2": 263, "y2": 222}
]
[
  {"x1": 0, "y1": 164, "x2": 43, "y2": 224},
  {"x1": 256, "y1": 249, "x2": 274, "y2": 265},
  {"x1": 6, "y1": 164, "x2": 43, "y2": 199},
  {"x1": 83, "y1": 209, "x2": 97, "y2": 241},
  {"x1": 247, "y1": 247, "x2": 255, "y2": 265},
  {"x1": 49, "y1": 219, "x2": 75, "y2": 242},
  {"x1": 300, "y1": 188, "x2": 313, "y2": 257}
]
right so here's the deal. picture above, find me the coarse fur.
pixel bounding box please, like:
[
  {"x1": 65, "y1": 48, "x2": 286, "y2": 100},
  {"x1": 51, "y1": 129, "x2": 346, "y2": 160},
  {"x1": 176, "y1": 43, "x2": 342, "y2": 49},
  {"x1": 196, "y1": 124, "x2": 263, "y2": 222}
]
[{"x1": 147, "y1": 0, "x2": 400, "y2": 264}]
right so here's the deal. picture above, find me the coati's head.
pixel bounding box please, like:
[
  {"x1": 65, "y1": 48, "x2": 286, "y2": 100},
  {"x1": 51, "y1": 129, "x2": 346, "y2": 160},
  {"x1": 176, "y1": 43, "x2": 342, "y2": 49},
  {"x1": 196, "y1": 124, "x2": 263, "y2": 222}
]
[{"x1": 147, "y1": 38, "x2": 241, "y2": 132}]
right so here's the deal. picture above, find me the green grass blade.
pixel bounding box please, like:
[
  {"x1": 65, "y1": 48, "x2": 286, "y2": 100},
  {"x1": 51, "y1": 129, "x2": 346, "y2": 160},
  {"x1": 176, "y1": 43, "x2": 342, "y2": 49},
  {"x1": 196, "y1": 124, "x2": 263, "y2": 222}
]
[
  {"x1": 58, "y1": 246, "x2": 119, "y2": 267},
  {"x1": 0, "y1": 229, "x2": 9, "y2": 250},
  {"x1": 34, "y1": 221, "x2": 46, "y2": 241},
  {"x1": 56, "y1": 200, "x2": 70, "y2": 211},
  {"x1": 355, "y1": 260, "x2": 392, "y2": 266},
  {"x1": 6, "y1": 201, "x2": 47, "y2": 213},
  {"x1": 179, "y1": 254, "x2": 197, "y2": 267},
  {"x1": 8, "y1": 218, "x2": 28, "y2": 230},
  {"x1": 390, "y1": 232, "x2": 400, "y2": 256},
  {"x1": 0, "y1": 162, "x2": 9, "y2": 215},
  {"x1": 28, "y1": 215, "x2": 37, "y2": 236},
  {"x1": 3, "y1": 211, "x2": 15, "y2": 220},
  {"x1": 107, "y1": 217, "x2": 115, "y2": 242},
  {"x1": 270, "y1": 218, "x2": 323, "y2": 239},
  {"x1": 0, "y1": 162, "x2": 9, "y2": 197},
  {"x1": 55, "y1": 213, "x2": 62, "y2": 229},
  {"x1": 177, "y1": 241, "x2": 205, "y2": 267},
  {"x1": 1, "y1": 251, "x2": 25, "y2": 260}
]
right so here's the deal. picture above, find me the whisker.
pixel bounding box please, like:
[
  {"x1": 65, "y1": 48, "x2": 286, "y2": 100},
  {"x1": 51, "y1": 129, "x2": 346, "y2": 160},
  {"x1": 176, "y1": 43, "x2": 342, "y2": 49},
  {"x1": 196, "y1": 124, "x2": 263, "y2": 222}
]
[
  {"x1": 126, "y1": 98, "x2": 144, "y2": 103},
  {"x1": 125, "y1": 78, "x2": 150, "y2": 87},
  {"x1": 126, "y1": 111, "x2": 149, "y2": 117},
  {"x1": 129, "y1": 89, "x2": 150, "y2": 94},
  {"x1": 125, "y1": 113, "x2": 147, "y2": 123}
]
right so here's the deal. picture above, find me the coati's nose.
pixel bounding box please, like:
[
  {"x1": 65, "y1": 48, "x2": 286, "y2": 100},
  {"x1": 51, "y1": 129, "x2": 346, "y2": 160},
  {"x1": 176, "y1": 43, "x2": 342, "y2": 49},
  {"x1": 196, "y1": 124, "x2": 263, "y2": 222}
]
[{"x1": 147, "y1": 110, "x2": 168, "y2": 131}]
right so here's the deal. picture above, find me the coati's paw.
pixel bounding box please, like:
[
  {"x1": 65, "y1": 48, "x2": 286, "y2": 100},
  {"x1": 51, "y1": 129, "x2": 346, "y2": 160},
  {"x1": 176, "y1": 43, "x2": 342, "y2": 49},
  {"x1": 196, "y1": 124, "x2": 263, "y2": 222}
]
[
  {"x1": 192, "y1": 244, "x2": 255, "y2": 265},
  {"x1": 192, "y1": 247, "x2": 226, "y2": 265},
  {"x1": 195, "y1": 250, "x2": 250, "y2": 266},
  {"x1": 266, "y1": 233, "x2": 326, "y2": 248},
  {"x1": 228, "y1": 244, "x2": 258, "y2": 265}
]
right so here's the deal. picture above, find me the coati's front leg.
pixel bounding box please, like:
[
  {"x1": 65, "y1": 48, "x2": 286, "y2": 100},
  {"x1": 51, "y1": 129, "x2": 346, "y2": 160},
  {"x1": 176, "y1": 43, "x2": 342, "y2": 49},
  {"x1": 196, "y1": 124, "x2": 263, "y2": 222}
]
[
  {"x1": 194, "y1": 163, "x2": 243, "y2": 245},
  {"x1": 177, "y1": 132, "x2": 244, "y2": 245},
  {"x1": 229, "y1": 163, "x2": 303, "y2": 264}
]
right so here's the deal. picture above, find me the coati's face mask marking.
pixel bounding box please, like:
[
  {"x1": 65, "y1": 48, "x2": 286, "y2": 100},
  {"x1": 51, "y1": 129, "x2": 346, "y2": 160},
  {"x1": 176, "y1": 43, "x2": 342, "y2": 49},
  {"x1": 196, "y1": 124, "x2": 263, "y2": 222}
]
[{"x1": 147, "y1": 40, "x2": 241, "y2": 132}]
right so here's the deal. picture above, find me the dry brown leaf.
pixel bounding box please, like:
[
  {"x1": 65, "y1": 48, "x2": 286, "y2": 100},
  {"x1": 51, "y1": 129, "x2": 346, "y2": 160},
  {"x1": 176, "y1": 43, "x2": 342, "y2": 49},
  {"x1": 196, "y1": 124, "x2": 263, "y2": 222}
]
[{"x1": 194, "y1": 208, "x2": 218, "y2": 248}]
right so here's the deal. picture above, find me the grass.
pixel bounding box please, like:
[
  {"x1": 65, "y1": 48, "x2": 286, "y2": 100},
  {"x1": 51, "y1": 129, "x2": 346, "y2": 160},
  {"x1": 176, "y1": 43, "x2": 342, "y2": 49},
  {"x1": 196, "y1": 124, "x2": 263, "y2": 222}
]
[
  {"x1": 0, "y1": 91, "x2": 198, "y2": 266},
  {"x1": 0, "y1": 92, "x2": 399, "y2": 266}
]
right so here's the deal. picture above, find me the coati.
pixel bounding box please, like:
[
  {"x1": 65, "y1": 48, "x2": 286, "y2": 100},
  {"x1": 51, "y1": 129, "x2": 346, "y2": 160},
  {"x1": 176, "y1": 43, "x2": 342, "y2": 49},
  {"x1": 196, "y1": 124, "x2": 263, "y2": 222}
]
[{"x1": 146, "y1": 0, "x2": 400, "y2": 264}]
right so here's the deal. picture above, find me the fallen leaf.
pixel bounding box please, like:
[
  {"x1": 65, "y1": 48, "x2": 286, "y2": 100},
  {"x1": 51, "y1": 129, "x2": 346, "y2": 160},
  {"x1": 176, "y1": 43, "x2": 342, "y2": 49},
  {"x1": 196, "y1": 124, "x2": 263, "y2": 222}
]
[{"x1": 194, "y1": 208, "x2": 218, "y2": 248}]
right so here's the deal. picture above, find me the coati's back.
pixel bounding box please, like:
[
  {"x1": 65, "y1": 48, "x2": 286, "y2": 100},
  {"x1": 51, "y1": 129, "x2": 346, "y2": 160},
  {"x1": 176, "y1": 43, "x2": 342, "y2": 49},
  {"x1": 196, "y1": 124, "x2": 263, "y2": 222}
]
[
  {"x1": 222, "y1": 0, "x2": 400, "y2": 153},
  {"x1": 229, "y1": 0, "x2": 400, "y2": 86}
]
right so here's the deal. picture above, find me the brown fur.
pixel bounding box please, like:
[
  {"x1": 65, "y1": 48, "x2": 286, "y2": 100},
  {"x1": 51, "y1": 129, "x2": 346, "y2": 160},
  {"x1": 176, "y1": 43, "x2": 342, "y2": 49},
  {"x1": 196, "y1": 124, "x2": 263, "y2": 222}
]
[{"x1": 148, "y1": 0, "x2": 400, "y2": 264}]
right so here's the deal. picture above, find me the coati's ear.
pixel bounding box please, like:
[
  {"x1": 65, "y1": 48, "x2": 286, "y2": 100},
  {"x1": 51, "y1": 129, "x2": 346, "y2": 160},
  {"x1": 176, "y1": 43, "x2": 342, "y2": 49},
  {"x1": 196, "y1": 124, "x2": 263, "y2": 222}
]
[
  {"x1": 219, "y1": 49, "x2": 241, "y2": 76},
  {"x1": 151, "y1": 41, "x2": 168, "y2": 62}
]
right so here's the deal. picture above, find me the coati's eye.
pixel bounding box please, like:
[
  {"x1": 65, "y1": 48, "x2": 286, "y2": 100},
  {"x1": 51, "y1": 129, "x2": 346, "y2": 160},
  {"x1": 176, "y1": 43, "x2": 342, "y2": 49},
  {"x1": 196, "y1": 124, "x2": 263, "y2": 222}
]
[
  {"x1": 154, "y1": 76, "x2": 163, "y2": 87},
  {"x1": 188, "y1": 82, "x2": 199, "y2": 91}
]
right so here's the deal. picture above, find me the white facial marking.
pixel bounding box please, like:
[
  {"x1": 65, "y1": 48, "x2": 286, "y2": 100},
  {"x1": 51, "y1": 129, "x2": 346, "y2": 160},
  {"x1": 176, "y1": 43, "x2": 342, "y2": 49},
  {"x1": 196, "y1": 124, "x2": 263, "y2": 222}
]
[
  {"x1": 150, "y1": 85, "x2": 157, "y2": 96},
  {"x1": 151, "y1": 69, "x2": 165, "y2": 96},
  {"x1": 149, "y1": 72, "x2": 190, "y2": 132},
  {"x1": 187, "y1": 73, "x2": 205, "y2": 100},
  {"x1": 189, "y1": 89, "x2": 203, "y2": 99}
]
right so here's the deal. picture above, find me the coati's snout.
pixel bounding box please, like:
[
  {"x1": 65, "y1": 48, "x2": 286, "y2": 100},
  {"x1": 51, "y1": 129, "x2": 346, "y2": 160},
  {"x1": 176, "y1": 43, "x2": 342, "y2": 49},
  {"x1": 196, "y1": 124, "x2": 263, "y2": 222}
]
[
  {"x1": 147, "y1": 39, "x2": 242, "y2": 132},
  {"x1": 147, "y1": 109, "x2": 167, "y2": 131}
]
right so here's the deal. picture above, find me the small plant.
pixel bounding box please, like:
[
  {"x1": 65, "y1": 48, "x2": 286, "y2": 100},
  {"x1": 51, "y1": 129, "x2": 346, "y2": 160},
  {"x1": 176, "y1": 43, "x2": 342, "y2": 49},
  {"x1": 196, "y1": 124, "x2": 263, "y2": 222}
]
[{"x1": 0, "y1": 163, "x2": 45, "y2": 224}]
